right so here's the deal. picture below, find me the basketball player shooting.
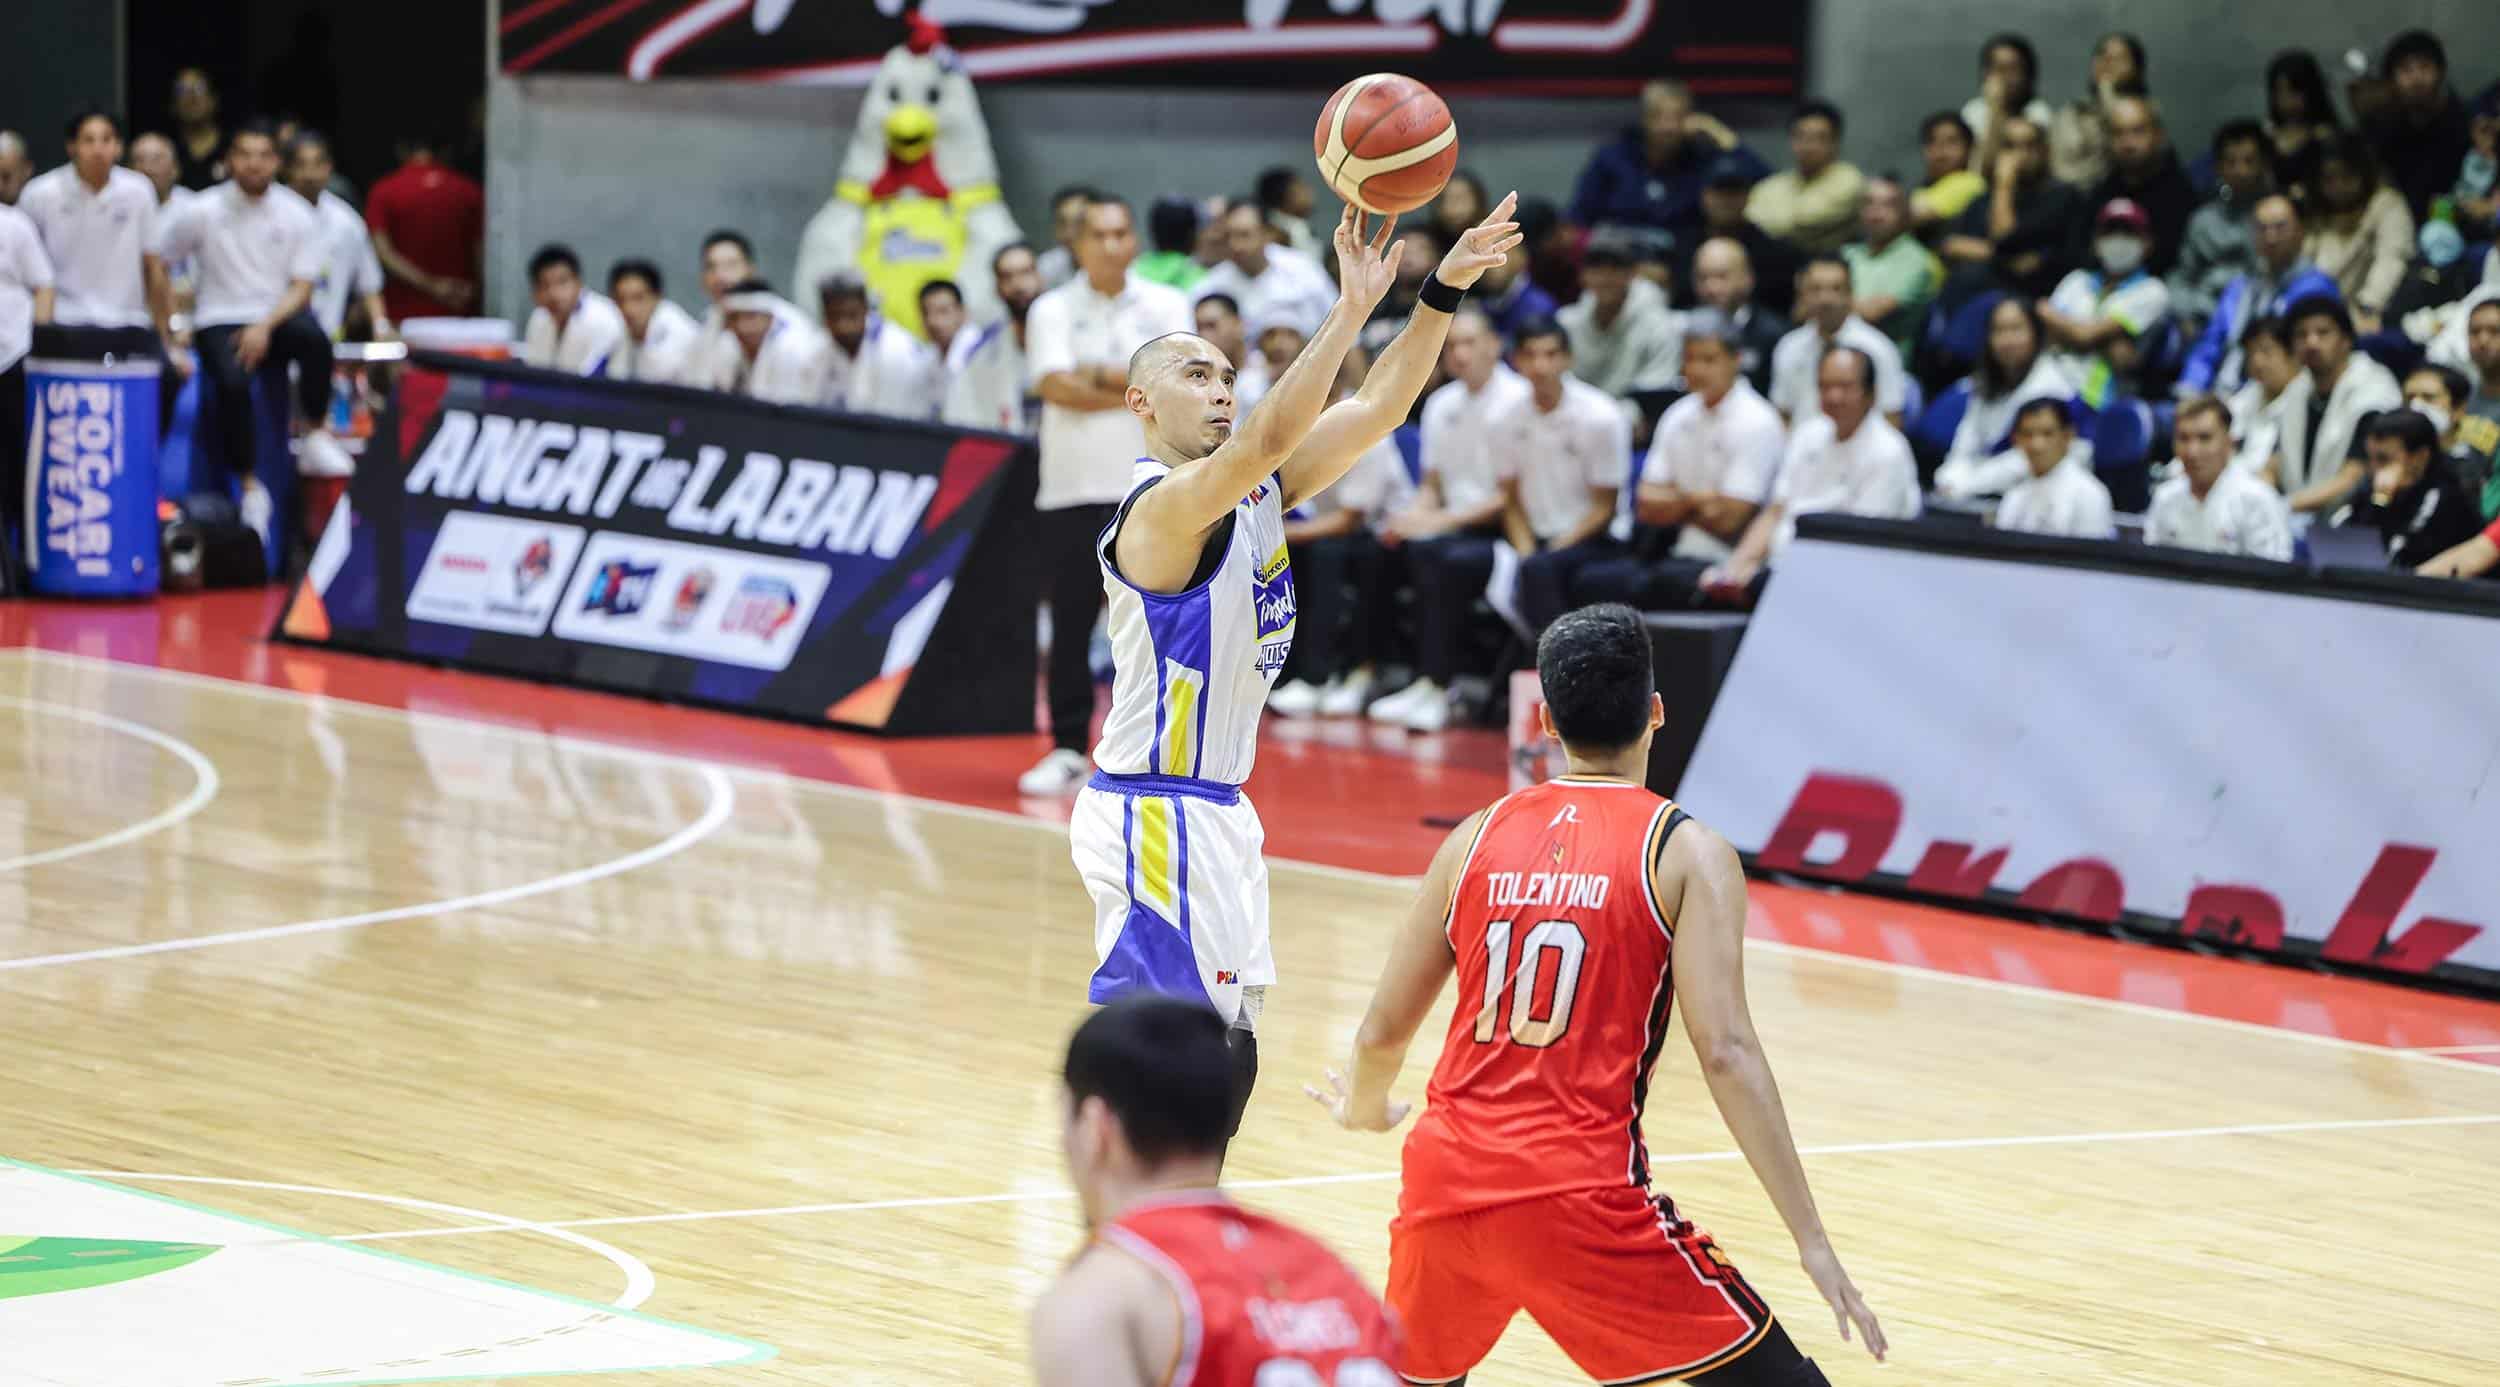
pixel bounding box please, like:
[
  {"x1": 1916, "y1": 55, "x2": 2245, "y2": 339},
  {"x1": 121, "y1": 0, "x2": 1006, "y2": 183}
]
[
  {"x1": 1068, "y1": 194, "x2": 1523, "y2": 1142},
  {"x1": 1308, "y1": 605, "x2": 1886, "y2": 1386}
]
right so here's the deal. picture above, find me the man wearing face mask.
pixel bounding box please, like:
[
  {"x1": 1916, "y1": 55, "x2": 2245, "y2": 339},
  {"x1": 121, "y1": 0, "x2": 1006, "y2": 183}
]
[
  {"x1": 2401, "y1": 364, "x2": 2494, "y2": 506},
  {"x1": 2176, "y1": 194, "x2": 2337, "y2": 397},
  {"x1": 2039, "y1": 199, "x2": 2172, "y2": 408}
]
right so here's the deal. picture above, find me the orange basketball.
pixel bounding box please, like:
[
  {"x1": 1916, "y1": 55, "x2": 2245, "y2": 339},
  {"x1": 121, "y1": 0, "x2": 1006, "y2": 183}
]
[{"x1": 1313, "y1": 73, "x2": 1460, "y2": 216}]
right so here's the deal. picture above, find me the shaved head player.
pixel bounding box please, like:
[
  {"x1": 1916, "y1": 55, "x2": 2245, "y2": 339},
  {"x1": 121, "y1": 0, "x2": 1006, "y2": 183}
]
[
  {"x1": 1311, "y1": 605, "x2": 1885, "y2": 1385},
  {"x1": 1069, "y1": 194, "x2": 1523, "y2": 1139}
]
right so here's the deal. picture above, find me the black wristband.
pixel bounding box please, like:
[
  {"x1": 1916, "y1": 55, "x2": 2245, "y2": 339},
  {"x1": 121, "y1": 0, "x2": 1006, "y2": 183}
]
[{"x1": 1417, "y1": 274, "x2": 1467, "y2": 314}]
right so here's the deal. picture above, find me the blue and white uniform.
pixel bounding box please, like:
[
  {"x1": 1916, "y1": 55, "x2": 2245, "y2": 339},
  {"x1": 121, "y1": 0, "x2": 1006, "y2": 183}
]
[{"x1": 1070, "y1": 456, "x2": 1296, "y2": 1027}]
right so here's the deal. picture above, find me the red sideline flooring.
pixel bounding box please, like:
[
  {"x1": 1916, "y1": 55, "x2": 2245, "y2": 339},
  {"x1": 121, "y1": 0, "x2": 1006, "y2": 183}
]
[{"x1": 8, "y1": 587, "x2": 2499, "y2": 1060}]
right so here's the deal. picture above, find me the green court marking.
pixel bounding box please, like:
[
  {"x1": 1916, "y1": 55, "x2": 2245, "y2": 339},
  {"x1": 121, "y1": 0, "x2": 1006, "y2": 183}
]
[
  {"x1": 0, "y1": 1157, "x2": 776, "y2": 1386},
  {"x1": 0, "y1": 1235, "x2": 219, "y2": 1299}
]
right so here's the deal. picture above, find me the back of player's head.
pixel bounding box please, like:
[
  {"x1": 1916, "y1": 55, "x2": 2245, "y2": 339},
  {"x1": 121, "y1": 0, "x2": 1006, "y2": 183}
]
[
  {"x1": 1536, "y1": 604, "x2": 1656, "y2": 753},
  {"x1": 1063, "y1": 995, "x2": 1235, "y2": 1165}
]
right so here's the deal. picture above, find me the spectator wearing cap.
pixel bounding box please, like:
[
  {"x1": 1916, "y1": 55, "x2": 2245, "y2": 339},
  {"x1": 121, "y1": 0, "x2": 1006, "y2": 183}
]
[
  {"x1": 1961, "y1": 34, "x2": 2055, "y2": 176},
  {"x1": 2176, "y1": 194, "x2": 2337, "y2": 397},
  {"x1": 1253, "y1": 165, "x2": 1320, "y2": 259},
  {"x1": 1575, "y1": 309, "x2": 1785, "y2": 610},
  {"x1": 2169, "y1": 121, "x2": 2276, "y2": 330},
  {"x1": 2047, "y1": 32, "x2": 2146, "y2": 189},
  {"x1": 1686, "y1": 237, "x2": 1788, "y2": 394},
  {"x1": 1568, "y1": 79, "x2": 1767, "y2": 247},
  {"x1": 1991, "y1": 397, "x2": 2112, "y2": 538},
  {"x1": 2356, "y1": 30, "x2": 2475, "y2": 220},
  {"x1": 1134, "y1": 197, "x2": 1205, "y2": 291},
  {"x1": 2351, "y1": 407, "x2": 2483, "y2": 567},
  {"x1": 607, "y1": 260, "x2": 702, "y2": 385},
  {"x1": 1705, "y1": 345, "x2": 1920, "y2": 603},
  {"x1": 1935, "y1": 296, "x2": 2082, "y2": 501},
  {"x1": 2280, "y1": 295, "x2": 2402, "y2": 513},
  {"x1": 1745, "y1": 102, "x2": 1865, "y2": 255},
  {"x1": 2225, "y1": 313, "x2": 2312, "y2": 484},
  {"x1": 1940, "y1": 113, "x2": 2086, "y2": 303},
  {"x1": 2304, "y1": 133, "x2": 2415, "y2": 332},
  {"x1": 1842, "y1": 176, "x2": 1941, "y2": 361},
  {"x1": 2039, "y1": 198, "x2": 2172, "y2": 407},
  {"x1": 1910, "y1": 111, "x2": 1987, "y2": 236},
  {"x1": 1497, "y1": 322, "x2": 1634, "y2": 638},
  {"x1": 1191, "y1": 199, "x2": 1334, "y2": 350},
  {"x1": 1769, "y1": 255, "x2": 1908, "y2": 425},
  {"x1": 1556, "y1": 229, "x2": 1681, "y2": 409},
  {"x1": 2147, "y1": 394, "x2": 2294, "y2": 559},
  {"x1": 2082, "y1": 94, "x2": 2196, "y2": 278},
  {"x1": 521, "y1": 244, "x2": 625, "y2": 376}
]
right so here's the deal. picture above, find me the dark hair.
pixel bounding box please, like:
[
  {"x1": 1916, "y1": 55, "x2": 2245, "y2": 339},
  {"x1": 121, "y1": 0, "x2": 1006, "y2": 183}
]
[
  {"x1": 1063, "y1": 995, "x2": 1236, "y2": 1165},
  {"x1": 1792, "y1": 100, "x2": 1844, "y2": 139},
  {"x1": 64, "y1": 107, "x2": 123, "y2": 143},
  {"x1": 283, "y1": 128, "x2": 331, "y2": 169},
  {"x1": 2382, "y1": 29, "x2": 2446, "y2": 78},
  {"x1": 2014, "y1": 395, "x2": 2073, "y2": 431},
  {"x1": 1195, "y1": 291, "x2": 1242, "y2": 319},
  {"x1": 918, "y1": 278, "x2": 963, "y2": 309},
  {"x1": 1514, "y1": 317, "x2": 1570, "y2": 353},
  {"x1": 1253, "y1": 165, "x2": 1302, "y2": 212},
  {"x1": 227, "y1": 120, "x2": 278, "y2": 154},
  {"x1": 2211, "y1": 118, "x2": 2269, "y2": 161},
  {"x1": 1050, "y1": 183, "x2": 1099, "y2": 209},
  {"x1": 2266, "y1": 51, "x2": 2341, "y2": 129},
  {"x1": 1535, "y1": 605, "x2": 1656, "y2": 752},
  {"x1": 1515, "y1": 195, "x2": 1561, "y2": 246},
  {"x1": 2408, "y1": 362, "x2": 2472, "y2": 409},
  {"x1": 2287, "y1": 293, "x2": 2354, "y2": 341},
  {"x1": 2176, "y1": 393, "x2": 2232, "y2": 432},
  {"x1": 725, "y1": 276, "x2": 775, "y2": 297},
  {"x1": 1822, "y1": 343, "x2": 1877, "y2": 392},
  {"x1": 2098, "y1": 32, "x2": 2147, "y2": 85},
  {"x1": 1920, "y1": 110, "x2": 1973, "y2": 149},
  {"x1": 2312, "y1": 130, "x2": 2381, "y2": 207},
  {"x1": 1085, "y1": 191, "x2": 1135, "y2": 222},
  {"x1": 608, "y1": 258, "x2": 663, "y2": 295},
  {"x1": 1148, "y1": 196, "x2": 1198, "y2": 255},
  {"x1": 992, "y1": 239, "x2": 1036, "y2": 273},
  {"x1": 2363, "y1": 407, "x2": 2438, "y2": 455},
  {"x1": 1977, "y1": 296, "x2": 2045, "y2": 399},
  {"x1": 1980, "y1": 34, "x2": 2039, "y2": 94},
  {"x1": 2239, "y1": 313, "x2": 2294, "y2": 354},
  {"x1": 1799, "y1": 253, "x2": 1851, "y2": 285},
  {"x1": 701, "y1": 228, "x2": 755, "y2": 261},
  {"x1": 527, "y1": 244, "x2": 581, "y2": 282},
  {"x1": 817, "y1": 272, "x2": 868, "y2": 306}
]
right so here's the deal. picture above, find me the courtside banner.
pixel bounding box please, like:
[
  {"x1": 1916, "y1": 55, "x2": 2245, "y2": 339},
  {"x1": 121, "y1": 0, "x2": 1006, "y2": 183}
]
[
  {"x1": 497, "y1": 0, "x2": 1804, "y2": 95},
  {"x1": 1680, "y1": 522, "x2": 2500, "y2": 994},
  {"x1": 279, "y1": 351, "x2": 1039, "y2": 735}
]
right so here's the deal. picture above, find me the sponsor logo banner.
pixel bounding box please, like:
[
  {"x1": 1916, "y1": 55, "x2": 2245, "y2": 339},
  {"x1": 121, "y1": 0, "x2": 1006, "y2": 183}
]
[
  {"x1": 554, "y1": 532, "x2": 830, "y2": 671},
  {"x1": 1681, "y1": 535, "x2": 2500, "y2": 990},
  {"x1": 407, "y1": 512, "x2": 588, "y2": 636}
]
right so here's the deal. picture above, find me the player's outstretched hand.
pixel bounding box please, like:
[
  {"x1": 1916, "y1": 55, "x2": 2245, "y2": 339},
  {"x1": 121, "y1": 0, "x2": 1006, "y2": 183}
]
[
  {"x1": 1433, "y1": 190, "x2": 1524, "y2": 292},
  {"x1": 1800, "y1": 1242, "x2": 1887, "y2": 1362},
  {"x1": 1332, "y1": 204, "x2": 1404, "y2": 317},
  {"x1": 1303, "y1": 1068, "x2": 1412, "y2": 1132}
]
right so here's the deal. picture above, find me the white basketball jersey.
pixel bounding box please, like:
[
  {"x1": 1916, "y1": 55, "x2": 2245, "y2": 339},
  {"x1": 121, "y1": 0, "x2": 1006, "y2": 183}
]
[{"x1": 1092, "y1": 459, "x2": 1296, "y2": 787}]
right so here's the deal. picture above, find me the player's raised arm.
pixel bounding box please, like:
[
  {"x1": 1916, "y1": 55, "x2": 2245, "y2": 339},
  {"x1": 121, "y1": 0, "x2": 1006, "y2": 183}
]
[
  {"x1": 1029, "y1": 1246, "x2": 1174, "y2": 1387},
  {"x1": 1660, "y1": 821, "x2": 1888, "y2": 1362},
  {"x1": 1279, "y1": 193, "x2": 1523, "y2": 510},
  {"x1": 1307, "y1": 809, "x2": 1484, "y2": 1132}
]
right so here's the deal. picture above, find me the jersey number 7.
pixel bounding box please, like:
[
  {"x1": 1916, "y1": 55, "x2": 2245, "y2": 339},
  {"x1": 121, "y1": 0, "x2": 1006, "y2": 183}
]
[{"x1": 1472, "y1": 919, "x2": 1588, "y2": 1048}]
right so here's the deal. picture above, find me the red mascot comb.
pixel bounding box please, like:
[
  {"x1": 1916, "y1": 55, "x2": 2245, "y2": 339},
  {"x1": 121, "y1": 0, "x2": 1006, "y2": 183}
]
[{"x1": 904, "y1": 11, "x2": 945, "y2": 54}]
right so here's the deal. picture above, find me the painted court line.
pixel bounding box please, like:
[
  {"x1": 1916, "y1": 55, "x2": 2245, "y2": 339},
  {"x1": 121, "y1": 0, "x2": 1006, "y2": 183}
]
[
  {"x1": 2414, "y1": 1043, "x2": 2500, "y2": 1055},
  {"x1": 12, "y1": 649, "x2": 2499, "y2": 1086},
  {"x1": 0, "y1": 693, "x2": 221, "y2": 874},
  {"x1": 297, "y1": 1112, "x2": 2500, "y2": 1246}
]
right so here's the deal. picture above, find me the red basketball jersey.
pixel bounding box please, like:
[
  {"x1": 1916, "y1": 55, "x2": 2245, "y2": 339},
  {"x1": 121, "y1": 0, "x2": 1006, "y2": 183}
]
[
  {"x1": 1101, "y1": 1193, "x2": 1402, "y2": 1387},
  {"x1": 1399, "y1": 777, "x2": 1689, "y2": 1223}
]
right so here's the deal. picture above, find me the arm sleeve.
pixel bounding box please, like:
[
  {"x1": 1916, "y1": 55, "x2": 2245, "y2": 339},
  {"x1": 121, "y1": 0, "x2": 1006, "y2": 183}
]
[
  {"x1": 1593, "y1": 400, "x2": 1633, "y2": 490},
  {"x1": 1023, "y1": 295, "x2": 1072, "y2": 383},
  {"x1": 151, "y1": 198, "x2": 198, "y2": 262},
  {"x1": 1724, "y1": 412, "x2": 1783, "y2": 501},
  {"x1": 354, "y1": 233, "x2": 384, "y2": 297},
  {"x1": 15, "y1": 223, "x2": 56, "y2": 290},
  {"x1": 286, "y1": 207, "x2": 328, "y2": 285},
  {"x1": 2243, "y1": 492, "x2": 2295, "y2": 561}
]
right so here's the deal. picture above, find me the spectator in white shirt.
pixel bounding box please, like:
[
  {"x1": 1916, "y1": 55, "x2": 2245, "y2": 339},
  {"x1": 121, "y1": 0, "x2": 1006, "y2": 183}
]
[
  {"x1": 1502, "y1": 322, "x2": 1635, "y2": 637},
  {"x1": 1270, "y1": 347, "x2": 1414, "y2": 719},
  {"x1": 152, "y1": 124, "x2": 352, "y2": 533},
  {"x1": 1, "y1": 199, "x2": 56, "y2": 581},
  {"x1": 2281, "y1": 294, "x2": 2403, "y2": 514},
  {"x1": 817, "y1": 272, "x2": 943, "y2": 420},
  {"x1": 943, "y1": 241, "x2": 1044, "y2": 434},
  {"x1": 1368, "y1": 307, "x2": 1527, "y2": 731},
  {"x1": 1935, "y1": 295, "x2": 2085, "y2": 499},
  {"x1": 521, "y1": 244, "x2": 626, "y2": 376},
  {"x1": 1578, "y1": 309, "x2": 1785, "y2": 610},
  {"x1": 1992, "y1": 397, "x2": 2114, "y2": 537},
  {"x1": 1708, "y1": 345, "x2": 1921, "y2": 602},
  {"x1": 921, "y1": 278, "x2": 969, "y2": 396},
  {"x1": 1556, "y1": 229, "x2": 1681, "y2": 412},
  {"x1": 606, "y1": 259, "x2": 701, "y2": 386},
  {"x1": 1768, "y1": 255, "x2": 1907, "y2": 426},
  {"x1": 281, "y1": 131, "x2": 386, "y2": 341},
  {"x1": 688, "y1": 229, "x2": 767, "y2": 389},
  {"x1": 128, "y1": 132, "x2": 196, "y2": 319},
  {"x1": 19, "y1": 110, "x2": 172, "y2": 364},
  {"x1": 2040, "y1": 198, "x2": 2172, "y2": 408},
  {"x1": 1192, "y1": 292, "x2": 1268, "y2": 412},
  {"x1": 1016, "y1": 193, "x2": 1193, "y2": 794},
  {"x1": 2146, "y1": 394, "x2": 2294, "y2": 559},
  {"x1": 2224, "y1": 313, "x2": 2311, "y2": 483},
  {"x1": 1191, "y1": 200, "x2": 1336, "y2": 349},
  {"x1": 719, "y1": 278, "x2": 834, "y2": 405}
]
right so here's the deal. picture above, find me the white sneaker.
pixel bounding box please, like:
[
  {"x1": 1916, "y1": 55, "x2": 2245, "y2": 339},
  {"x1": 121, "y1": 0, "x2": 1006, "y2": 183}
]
[
  {"x1": 237, "y1": 478, "x2": 274, "y2": 543},
  {"x1": 1268, "y1": 679, "x2": 1323, "y2": 717},
  {"x1": 1017, "y1": 748, "x2": 1091, "y2": 796},
  {"x1": 1403, "y1": 689, "x2": 1452, "y2": 733},
  {"x1": 1318, "y1": 669, "x2": 1375, "y2": 717},
  {"x1": 1369, "y1": 678, "x2": 1439, "y2": 723},
  {"x1": 297, "y1": 427, "x2": 355, "y2": 479}
]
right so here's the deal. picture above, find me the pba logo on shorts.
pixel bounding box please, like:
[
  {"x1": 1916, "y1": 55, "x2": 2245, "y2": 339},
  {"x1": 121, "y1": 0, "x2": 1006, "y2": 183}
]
[
  {"x1": 580, "y1": 559, "x2": 658, "y2": 617},
  {"x1": 719, "y1": 576, "x2": 800, "y2": 640},
  {"x1": 663, "y1": 566, "x2": 715, "y2": 632}
]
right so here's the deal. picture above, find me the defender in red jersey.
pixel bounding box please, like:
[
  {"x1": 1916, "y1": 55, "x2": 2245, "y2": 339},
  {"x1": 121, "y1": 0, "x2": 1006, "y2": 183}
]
[
  {"x1": 1308, "y1": 606, "x2": 1884, "y2": 1385},
  {"x1": 1034, "y1": 996, "x2": 1401, "y2": 1387}
]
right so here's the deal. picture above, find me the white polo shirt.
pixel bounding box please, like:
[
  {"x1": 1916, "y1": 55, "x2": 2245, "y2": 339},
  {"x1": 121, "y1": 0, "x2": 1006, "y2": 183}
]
[
  {"x1": 1641, "y1": 379, "x2": 1786, "y2": 560},
  {"x1": 17, "y1": 165, "x2": 157, "y2": 329},
  {"x1": 305, "y1": 190, "x2": 384, "y2": 339},
  {"x1": 619, "y1": 298, "x2": 702, "y2": 384},
  {"x1": 522, "y1": 289, "x2": 628, "y2": 376},
  {"x1": 830, "y1": 317, "x2": 943, "y2": 419},
  {"x1": 0, "y1": 206, "x2": 57, "y2": 373},
  {"x1": 1993, "y1": 450, "x2": 2114, "y2": 539},
  {"x1": 1192, "y1": 248, "x2": 1336, "y2": 341},
  {"x1": 1418, "y1": 365, "x2": 1530, "y2": 514},
  {"x1": 2144, "y1": 468, "x2": 2294, "y2": 560},
  {"x1": 1768, "y1": 413, "x2": 1921, "y2": 554},
  {"x1": 729, "y1": 315, "x2": 836, "y2": 407},
  {"x1": 942, "y1": 321, "x2": 1034, "y2": 435},
  {"x1": 1767, "y1": 316, "x2": 1907, "y2": 421},
  {"x1": 153, "y1": 181, "x2": 325, "y2": 330},
  {"x1": 1024, "y1": 270, "x2": 1193, "y2": 511},
  {"x1": 1491, "y1": 376, "x2": 1631, "y2": 544}
]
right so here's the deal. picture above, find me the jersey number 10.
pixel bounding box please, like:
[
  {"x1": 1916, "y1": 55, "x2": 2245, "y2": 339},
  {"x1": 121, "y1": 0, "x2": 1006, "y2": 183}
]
[{"x1": 1473, "y1": 919, "x2": 1589, "y2": 1048}]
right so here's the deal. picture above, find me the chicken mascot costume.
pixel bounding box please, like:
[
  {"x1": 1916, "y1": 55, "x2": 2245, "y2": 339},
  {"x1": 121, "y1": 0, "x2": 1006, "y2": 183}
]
[{"x1": 792, "y1": 13, "x2": 1023, "y2": 342}]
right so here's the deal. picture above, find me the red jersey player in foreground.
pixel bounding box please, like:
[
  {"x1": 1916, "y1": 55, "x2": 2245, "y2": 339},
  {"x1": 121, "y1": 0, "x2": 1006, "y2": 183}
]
[
  {"x1": 1033, "y1": 995, "x2": 1402, "y2": 1387},
  {"x1": 1308, "y1": 604, "x2": 1884, "y2": 1385}
]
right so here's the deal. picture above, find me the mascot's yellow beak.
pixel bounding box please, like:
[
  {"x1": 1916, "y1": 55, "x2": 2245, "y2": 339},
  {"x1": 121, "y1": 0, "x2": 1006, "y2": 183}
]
[{"x1": 885, "y1": 105, "x2": 937, "y2": 162}]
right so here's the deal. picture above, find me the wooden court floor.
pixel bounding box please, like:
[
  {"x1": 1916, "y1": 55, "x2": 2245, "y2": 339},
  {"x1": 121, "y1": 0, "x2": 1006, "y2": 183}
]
[{"x1": 3, "y1": 646, "x2": 2498, "y2": 1386}]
